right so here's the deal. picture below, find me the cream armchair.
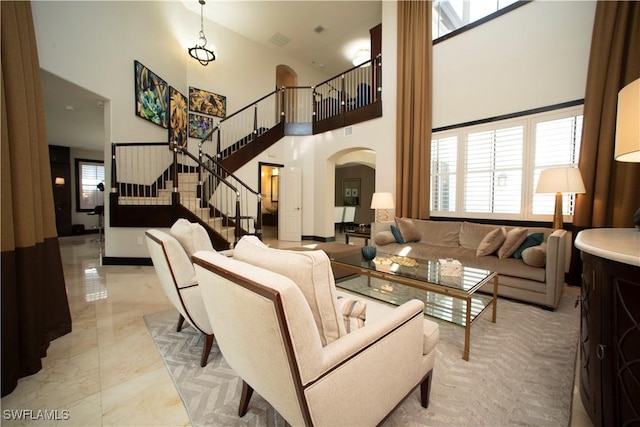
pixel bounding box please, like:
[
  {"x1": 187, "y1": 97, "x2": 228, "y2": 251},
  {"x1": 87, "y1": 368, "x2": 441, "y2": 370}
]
[
  {"x1": 145, "y1": 229, "x2": 214, "y2": 367},
  {"x1": 193, "y1": 249, "x2": 438, "y2": 426}
]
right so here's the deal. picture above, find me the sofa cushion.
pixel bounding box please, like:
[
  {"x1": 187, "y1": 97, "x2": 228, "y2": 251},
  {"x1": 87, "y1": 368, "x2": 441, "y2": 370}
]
[
  {"x1": 395, "y1": 217, "x2": 422, "y2": 242},
  {"x1": 476, "y1": 227, "x2": 506, "y2": 257},
  {"x1": 522, "y1": 242, "x2": 547, "y2": 267},
  {"x1": 498, "y1": 227, "x2": 528, "y2": 259},
  {"x1": 233, "y1": 236, "x2": 346, "y2": 346},
  {"x1": 513, "y1": 232, "x2": 545, "y2": 259},
  {"x1": 415, "y1": 220, "x2": 461, "y2": 247},
  {"x1": 460, "y1": 221, "x2": 502, "y2": 250},
  {"x1": 374, "y1": 231, "x2": 397, "y2": 245},
  {"x1": 170, "y1": 218, "x2": 214, "y2": 257},
  {"x1": 390, "y1": 225, "x2": 405, "y2": 243}
]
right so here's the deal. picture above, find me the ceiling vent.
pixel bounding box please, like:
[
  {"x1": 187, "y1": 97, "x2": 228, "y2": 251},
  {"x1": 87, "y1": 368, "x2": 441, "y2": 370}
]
[
  {"x1": 314, "y1": 25, "x2": 325, "y2": 34},
  {"x1": 268, "y1": 33, "x2": 291, "y2": 47}
]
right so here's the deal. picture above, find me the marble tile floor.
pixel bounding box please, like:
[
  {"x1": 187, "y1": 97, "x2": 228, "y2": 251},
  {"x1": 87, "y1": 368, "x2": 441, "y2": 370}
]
[{"x1": 1, "y1": 231, "x2": 593, "y2": 426}]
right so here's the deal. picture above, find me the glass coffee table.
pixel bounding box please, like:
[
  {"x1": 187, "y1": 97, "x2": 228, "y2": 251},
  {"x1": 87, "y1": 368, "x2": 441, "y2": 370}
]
[{"x1": 331, "y1": 252, "x2": 498, "y2": 361}]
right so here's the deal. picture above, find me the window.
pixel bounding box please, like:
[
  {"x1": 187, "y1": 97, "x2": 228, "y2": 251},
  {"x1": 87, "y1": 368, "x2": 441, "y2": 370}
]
[
  {"x1": 75, "y1": 159, "x2": 105, "y2": 212},
  {"x1": 431, "y1": 136, "x2": 457, "y2": 212},
  {"x1": 430, "y1": 105, "x2": 583, "y2": 221},
  {"x1": 432, "y1": 0, "x2": 520, "y2": 40},
  {"x1": 465, "y1": 126, "x2": 523, "y2": 214},
  {"x1": 532, "y1": 115, "x2": 583, "y2": 216}
]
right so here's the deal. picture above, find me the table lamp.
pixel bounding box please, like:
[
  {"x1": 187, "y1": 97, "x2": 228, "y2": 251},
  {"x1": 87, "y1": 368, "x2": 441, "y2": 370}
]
[
  {"x1": 370, "y1": 192, "x2": 395, "y2": 222},
  {"x1": 615, "y1": 77, "x2": 640, "y2": 228},
  {"x1": 535, "y1": 167, "x2": 586, "y2": 229}
]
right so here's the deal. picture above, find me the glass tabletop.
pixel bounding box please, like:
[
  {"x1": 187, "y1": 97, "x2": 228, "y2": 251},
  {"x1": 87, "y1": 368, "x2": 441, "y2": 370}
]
[{"x1": 332, "y1": 252, "x2": 494, "y2": 294}]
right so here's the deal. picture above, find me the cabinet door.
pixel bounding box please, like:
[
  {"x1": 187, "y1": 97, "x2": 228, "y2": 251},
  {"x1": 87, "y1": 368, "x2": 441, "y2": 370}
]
[
  {"x1": 611, "y1": 265, "x2": 640, "y2": 426},
  {"x1": 580, "y1": 253, "x2": 603, "y2": 424}
]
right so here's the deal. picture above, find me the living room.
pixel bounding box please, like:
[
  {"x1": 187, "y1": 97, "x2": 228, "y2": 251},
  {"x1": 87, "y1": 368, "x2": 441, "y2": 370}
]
[
  {"x1": 28, "y1": 0, "x2": 599, "y2": 259},
  {"x1": 3, "y1": 0, "x2": 639, "y2": 425}
]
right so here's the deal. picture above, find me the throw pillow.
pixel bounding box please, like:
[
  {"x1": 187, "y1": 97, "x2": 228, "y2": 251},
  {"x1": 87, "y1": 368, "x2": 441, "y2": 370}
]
[
  {"x1": 522, "y1": 242, "x2": 547, "y2": 267},
  {"x1": 513, "y1": 232, "x2": 545, "y2": 259},
  {"x1": 497, "y1": 227, "x2": 528, "y2": 259},
  {"x1": 395, "y1": 217, "x2": 422, "y2": 242},
  {"x1": 476, "y1": 227, "x2": 506, "y2": 257},
  {"x1": 374, "y1": 231, "x2": 397, "y2": 245},
  {"x1": 337, "y1": 296, "x2": 367, "y2": 333},
  {"x1": 390, "y1": 225, "x2": 405, "y2": 244}
]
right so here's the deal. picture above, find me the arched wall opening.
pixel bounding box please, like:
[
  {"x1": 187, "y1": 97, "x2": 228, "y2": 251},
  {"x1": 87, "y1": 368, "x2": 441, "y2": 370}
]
[{"x1": 328, "y1": 148, "x2": 376, "y2": 234}]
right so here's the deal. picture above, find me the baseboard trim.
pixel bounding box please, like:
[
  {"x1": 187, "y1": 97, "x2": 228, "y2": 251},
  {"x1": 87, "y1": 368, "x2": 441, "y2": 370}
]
[{"x1": 101, "y1": 257, "x2": 152, "y2": 266}]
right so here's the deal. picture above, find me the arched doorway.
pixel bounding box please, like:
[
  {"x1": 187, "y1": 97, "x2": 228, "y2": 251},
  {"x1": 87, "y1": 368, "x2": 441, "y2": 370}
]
[
  {"x1": 276, "y1": 65, "x2": 297, "y2": 122},
  {"x1": 329, "y1": 148, "x2": 376, "y2": 236}
]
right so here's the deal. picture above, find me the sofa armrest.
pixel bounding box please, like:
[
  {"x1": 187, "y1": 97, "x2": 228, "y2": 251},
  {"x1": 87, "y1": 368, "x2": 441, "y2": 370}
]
[
  {"x1": 545, "y1": 229, "x2": 567, "y2": 308},
  {"x1": 319, "y1": 299, "x2": 426, "y2": 372}
]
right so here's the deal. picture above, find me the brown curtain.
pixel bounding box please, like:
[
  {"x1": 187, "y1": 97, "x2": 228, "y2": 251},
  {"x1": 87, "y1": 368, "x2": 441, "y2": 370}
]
[
  {"x1": 574, "y1": 1, "x2": 640, "y2": 228},
  {"x1": 1, "y1": 1, "x2": 72, "y2": 396},
  {"x1": 396, "y1": 0, "x2": 433, "y2": 219}
]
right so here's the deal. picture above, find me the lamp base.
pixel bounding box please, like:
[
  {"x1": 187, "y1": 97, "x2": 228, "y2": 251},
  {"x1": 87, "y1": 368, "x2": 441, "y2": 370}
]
[{"x1": 553, "y1": 192, "x2": 564, "y2": 230}]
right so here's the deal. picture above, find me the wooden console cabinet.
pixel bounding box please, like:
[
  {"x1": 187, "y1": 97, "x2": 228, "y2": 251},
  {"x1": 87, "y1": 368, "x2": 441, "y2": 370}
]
[{"x1": 575, "y1": 229, "x2": 640, "y2": 426}]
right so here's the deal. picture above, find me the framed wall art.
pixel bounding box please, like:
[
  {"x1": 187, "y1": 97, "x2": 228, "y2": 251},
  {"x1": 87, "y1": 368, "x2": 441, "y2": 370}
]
[
  {"x1": 188, "y1": 113, "x2": 214, "y2": 141},
  {"x1": 134, "y1": 60, "x2": 168, "y2": 128},
  {"x1": 342, "y1": 178, "x2": 360, "y2": 206},
  {"x1": 169, "y1": 87, "x2": 188, "y2": 149},
  {"x1": 189, "y1": 86, "x2": 226, "y2": 118}
]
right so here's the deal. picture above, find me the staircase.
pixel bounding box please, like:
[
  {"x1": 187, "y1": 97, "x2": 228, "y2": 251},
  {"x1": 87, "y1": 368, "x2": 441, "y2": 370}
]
[{"x1": 110, "y1": 55, "x2": 382, "y2": 249}]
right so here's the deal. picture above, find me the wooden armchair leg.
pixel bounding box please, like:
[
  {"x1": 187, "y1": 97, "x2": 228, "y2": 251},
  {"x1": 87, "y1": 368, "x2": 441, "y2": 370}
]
[
  {"x1": 176, "y1": 314, "x2": 185, "y2": 332},
  {"x1": 238, "y1": 380, "x2": 254, "y2": 417},
  {"x1": 200, "y1": 333, "x2": 214, "y2": 367},
  {"x1": 420, "y1": 371, "x2": 433, "y2": 409}
]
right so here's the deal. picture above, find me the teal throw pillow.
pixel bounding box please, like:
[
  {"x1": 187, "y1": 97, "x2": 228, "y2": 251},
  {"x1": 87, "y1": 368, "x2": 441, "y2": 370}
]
[
  {"x1": 513, "y1": 232, "x2": 545, "y2": 259},
  {"x1": 390, "y1": 225, "x2": 405, "y2": 244}
]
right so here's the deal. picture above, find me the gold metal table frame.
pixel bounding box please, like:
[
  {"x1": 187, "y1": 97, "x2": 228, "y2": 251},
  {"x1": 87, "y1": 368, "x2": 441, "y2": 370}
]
[{"x1": 331, "y1": 254, "x2": 498, "y2": 361}]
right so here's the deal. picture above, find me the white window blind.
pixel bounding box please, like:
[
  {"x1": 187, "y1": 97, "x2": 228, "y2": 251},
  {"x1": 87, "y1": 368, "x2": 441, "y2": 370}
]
[
  {"x1": 464, "y1": 126, "x2": 523, "y2": 214},
  {"x1": 532, "y1": 115, "x2": 583, "y2": 215},
  {"x1": 430, "y1": 105, "x2": 583, "y2": 221},
  {"x1": 78, "y1": 161, "x2": 105, "y2": 211},
  {"x1": 431, "y1": 136, "x2": 457, "y2": 212}
]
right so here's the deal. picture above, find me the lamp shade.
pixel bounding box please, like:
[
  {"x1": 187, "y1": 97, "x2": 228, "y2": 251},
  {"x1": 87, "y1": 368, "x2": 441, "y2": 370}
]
[
  {"x1": 370, "y1": 192, "x2": 395, "y2": 209},
  {"x1": 54, "y1": 177, "x2": 65, "y2": 185},
  {"x1": 615, "y1": 77, "x2": 640, "y2": 162},
  {"x1": 535, "y1": 167, "x2": 586, "y2": 194}
]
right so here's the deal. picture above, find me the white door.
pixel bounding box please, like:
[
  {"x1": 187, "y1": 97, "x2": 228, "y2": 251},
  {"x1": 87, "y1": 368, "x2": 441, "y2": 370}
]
[{"x1": 278, "y1": 166, "x2": 302, "y2": 241}]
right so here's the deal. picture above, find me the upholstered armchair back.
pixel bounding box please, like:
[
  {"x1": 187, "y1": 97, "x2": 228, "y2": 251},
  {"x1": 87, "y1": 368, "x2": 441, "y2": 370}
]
[
  {"x1": 145, "y1": 229, "x2": 213, "y2": 336},
  {"x1": 170, "y1": 218, "x2": 215, "y2": 257},
  {"x1": 193, "y1": 251, "x2": 324, "y2": 426}
]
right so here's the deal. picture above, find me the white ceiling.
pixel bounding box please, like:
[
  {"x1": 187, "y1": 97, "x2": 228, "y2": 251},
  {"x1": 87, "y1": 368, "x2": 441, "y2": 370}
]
[{"x1": 41, "y1": 1, "x2": 381, "y2": 152}]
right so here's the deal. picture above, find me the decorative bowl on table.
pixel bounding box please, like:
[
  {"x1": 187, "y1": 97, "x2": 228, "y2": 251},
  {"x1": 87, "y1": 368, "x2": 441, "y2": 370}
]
[{"x1": 361, "y1": 245, "x2": 377, "y2": 261}]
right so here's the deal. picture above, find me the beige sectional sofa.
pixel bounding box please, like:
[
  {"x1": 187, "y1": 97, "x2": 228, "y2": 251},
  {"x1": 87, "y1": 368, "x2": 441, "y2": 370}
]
[{"x1": 371, "y1": 219, "x2": 570, "y2": 309}]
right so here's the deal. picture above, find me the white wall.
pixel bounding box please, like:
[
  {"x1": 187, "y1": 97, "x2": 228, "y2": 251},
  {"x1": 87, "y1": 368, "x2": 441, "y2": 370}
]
[{"x1": 433, "y1": 1, "x2": 596, "y2": 128}]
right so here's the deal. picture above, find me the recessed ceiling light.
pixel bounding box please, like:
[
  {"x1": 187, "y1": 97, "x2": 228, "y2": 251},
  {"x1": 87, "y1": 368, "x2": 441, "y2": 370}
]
[
  {"x1": 312, "y1": 61, "x2": 325, "y2": 68},
  {"x1": 64, "y1": 105, "x2": 76, "y2": 111},
  {"x1": 314, "y1": 25, "x2": 325, "y2": 33}
]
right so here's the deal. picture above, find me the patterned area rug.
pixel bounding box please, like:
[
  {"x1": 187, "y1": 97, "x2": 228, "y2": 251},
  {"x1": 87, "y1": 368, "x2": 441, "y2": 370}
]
[{"x1": 144, "y1": 280, "x2": 580, "y2": 426}]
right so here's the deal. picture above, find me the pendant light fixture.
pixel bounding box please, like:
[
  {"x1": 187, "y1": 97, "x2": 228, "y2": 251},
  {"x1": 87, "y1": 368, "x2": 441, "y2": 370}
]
[{"x1": 188, "y1": 0, "x2": 216, "y2": 66}]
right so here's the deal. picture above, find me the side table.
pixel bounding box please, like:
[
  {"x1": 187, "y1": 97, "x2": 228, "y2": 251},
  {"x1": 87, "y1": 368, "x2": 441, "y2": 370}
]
[{"x1": 345, "y1": 229, "x2": 371, "y2": 246}]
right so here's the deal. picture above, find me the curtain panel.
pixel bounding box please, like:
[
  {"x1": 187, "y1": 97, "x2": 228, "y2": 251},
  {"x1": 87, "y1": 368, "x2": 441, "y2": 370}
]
[
  {"x1": 395, "y1": 0, "x2": 433, "y2": 219},
  {"x1": 574, "y1": 1, "x2": 640, "y2": 228},
  {"x1": 1, "y1": 1, "x2": 72, "y2": 396}
]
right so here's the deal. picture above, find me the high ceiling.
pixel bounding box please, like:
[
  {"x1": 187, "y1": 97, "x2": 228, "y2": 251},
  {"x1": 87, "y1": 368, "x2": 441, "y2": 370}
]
[{"x1": 41, "y1": 1, "x2": 382, "y2": 152}]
